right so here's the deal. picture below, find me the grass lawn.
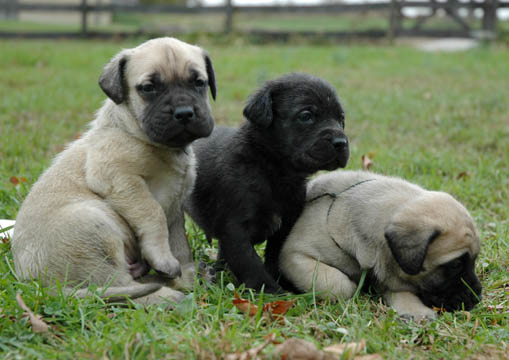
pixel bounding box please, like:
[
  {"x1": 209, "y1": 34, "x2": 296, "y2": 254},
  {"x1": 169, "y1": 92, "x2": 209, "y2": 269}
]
[
  {"x1": 0, "y1": 38, "x2": 508, "y2": 359},
  {"x1": 4, "y1": 12, "x2": 509, "y2": 36}
]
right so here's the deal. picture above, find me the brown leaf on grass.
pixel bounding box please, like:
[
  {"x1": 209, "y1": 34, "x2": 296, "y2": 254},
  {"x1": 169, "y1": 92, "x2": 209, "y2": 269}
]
[
  {"x1": 232, "y1": 293, "x2": 296, "y2": 321},
  {"x1": 274, "y1": 338, "x2": 334, "y2": 360},
  {"x1": 263, "y1": 299, "x2": 296, "y2": 322},
  {"x1": 324, "y1": 339, "x2": 366, "y2": 360},
  {"x1": 232, "y1": 292, "x2": 259, "y2": 316},
  {"x1": 457, "y1": 171, "x2": 469, "y2": 180},
  {"x1": 15, "y1": 292, "x2": 49, "y2": 333},
  {"x1": 472, "y1": 318, "x2": 479, "y2": 336},
  {"x1": 1, "y1": 237, "x2": 8, "y2": 244},
  {"x1": 361, "y1": 154, "x2": 373, "y2": 170},
  {"x1": 9, "y1": 176, "x2": 19, "y2": 185},
  {"x1": 224, "y1": 333, "x2": 277, "y2": 360},
  {"x1": 432, "y1": 306, "x2": 446, "y2": 314}
]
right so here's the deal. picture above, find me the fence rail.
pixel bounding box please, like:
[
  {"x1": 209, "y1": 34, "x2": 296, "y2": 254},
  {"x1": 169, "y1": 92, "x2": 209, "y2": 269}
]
[{"x1": 1, "y1": 0, "x2": 507, "y2": 40}]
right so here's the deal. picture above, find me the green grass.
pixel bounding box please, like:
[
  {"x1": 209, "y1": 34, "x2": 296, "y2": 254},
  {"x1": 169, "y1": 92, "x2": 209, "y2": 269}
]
[
  {"x1": 3, "y1": 12, "x2": 509, "y2": 35},
  {"x1": 0, "y1": 39, "x2": 508, "y2": 359}
]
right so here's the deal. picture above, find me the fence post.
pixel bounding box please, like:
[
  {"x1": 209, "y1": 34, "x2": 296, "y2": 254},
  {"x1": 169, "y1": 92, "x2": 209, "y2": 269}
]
[
  {"x1": 482, "y1": 0, "x2": 497, "y2": 34},
  {"x1": 387, "y1": 0, "x2": 399, "y2": 44},
  {"x1": 2, "y1": 0, "x2": 19, "y2": 20},
  {"x1": 224, "y1": 0, "x2": 233, "y2": 34},
  {"x1": 81, "y1": 0, "x2": 88, "y2": 37}
]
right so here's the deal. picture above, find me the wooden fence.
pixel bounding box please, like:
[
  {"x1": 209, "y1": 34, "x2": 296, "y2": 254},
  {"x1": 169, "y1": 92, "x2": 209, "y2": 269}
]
[{"x1": 0, "y1": 0, "x2": 507, "y2": 40}]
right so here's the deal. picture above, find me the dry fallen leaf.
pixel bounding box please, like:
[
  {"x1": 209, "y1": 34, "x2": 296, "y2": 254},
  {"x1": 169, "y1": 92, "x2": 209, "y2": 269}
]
[
  {"x1": 232, "y1": 292, "x2": 259, "y2": 316},
  {"x1": 324, "y1": 339, "x2": 366, "y2": 360},
  {"x1": 432, "y1": 306, "x2": 446, "y2": 314},
  {"x1": 224, "y1": 333, "x2": 276, "y2": 360},
  {"x1": 456, "y1": 171, "x2": 469, "y2": 180},
  {"x1": 361, "y1": 154, "x2": 373, "y2": 170},
  {"x1": 232, "y1": 293, "x2": 296, "y2": 321},
  {"x1": 9, "y1": 176, "x2": 19, "y2": 185},
  {"x1": 274, "y1": 338, "x2": 333, "y2": 360},
  {"x1": 263, "y1": 299, "x2": 296, "y2": 323},
  {"x1": 472, "y1": 318, "x2": 479, "y2": 336},
  {"x1": 16, "y1": 292, "x2": 49, "y2": 333}
]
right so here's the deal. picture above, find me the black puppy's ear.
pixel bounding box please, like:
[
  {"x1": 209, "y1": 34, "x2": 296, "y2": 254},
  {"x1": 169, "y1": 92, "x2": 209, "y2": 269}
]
[
  {"x1": 99, "y1": 51, "x2": 128, "y2": 104},
  {"x1": 243, "y1": 85, "x2": 273, "y2": 128},
  {"x1": 384, "y1": 224, "x2": 441, "y2": 275},
  {"x1": 203, "y1": 52, "x2": 216, "y2": 101}
]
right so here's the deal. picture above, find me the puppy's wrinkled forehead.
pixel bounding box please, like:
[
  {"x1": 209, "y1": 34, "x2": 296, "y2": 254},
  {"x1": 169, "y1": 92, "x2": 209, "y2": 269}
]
[
  {"x1": 127, "y1": 38, "x2": 206, "y2": 84},
  {"x1": 424, "y1": 192, "x2": 480, "y2": 264},
  {"x1": 274, "y1": 76, "x2": 343, "y2": 115}
]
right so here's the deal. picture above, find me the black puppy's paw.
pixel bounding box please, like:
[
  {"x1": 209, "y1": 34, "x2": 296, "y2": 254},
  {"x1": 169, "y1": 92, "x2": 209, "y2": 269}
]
[{"x1": 198, "y1": 261, "x2": 217, "y2": 283}]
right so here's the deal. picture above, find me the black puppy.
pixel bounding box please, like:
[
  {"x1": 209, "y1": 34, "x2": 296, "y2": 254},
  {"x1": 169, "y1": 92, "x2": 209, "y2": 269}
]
[{"x1": 186, "y1": 73, "x2": 349, "y2": 292}]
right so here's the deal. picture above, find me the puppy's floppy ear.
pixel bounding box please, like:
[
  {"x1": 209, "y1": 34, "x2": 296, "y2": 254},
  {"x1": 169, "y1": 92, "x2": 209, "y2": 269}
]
[
  {"x1": 243, "y1": 85, "x2": 273, "y2": 128},
  {"x1": 99, "y1": 51, "x2": 129, "y2": 104},
  {"x1": 384, "y1": 224, "x2": 441, "y2": 275},
  {"x1": 203, "y1": 52, "x2": 216, "y2": 101}
]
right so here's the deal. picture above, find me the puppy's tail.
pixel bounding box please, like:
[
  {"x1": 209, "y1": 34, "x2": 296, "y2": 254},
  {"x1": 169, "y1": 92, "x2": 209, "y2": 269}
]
[{"x1": 63, "y1": 282, "x2": 162, "y2": 302}]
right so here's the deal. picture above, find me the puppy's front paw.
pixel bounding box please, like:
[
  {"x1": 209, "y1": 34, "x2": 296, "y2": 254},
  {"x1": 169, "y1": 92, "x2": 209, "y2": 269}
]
[
  {"x1": 198, "y1": 262, "x2": 216, "y2": 283},
  {"x1": 398, "y1": 308, "x2": 438, "y2": 322},
  {"x1": 151, "y1": 256, "x2": 182, "y2": 279}
]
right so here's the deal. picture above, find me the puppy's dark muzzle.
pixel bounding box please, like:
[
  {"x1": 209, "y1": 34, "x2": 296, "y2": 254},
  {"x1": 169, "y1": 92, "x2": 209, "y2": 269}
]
[
  {"x1": 419, "y1": 276, "x2": 482, "y2": 312},
  {"x1": 332, "y1": 135, "x2": 349, "y2": 168},
  {"x1": 174, "y1": 106, "x2": 195, "y2": 124},
  {"x1": 144, "y1": 100, "x2": 214, "y2": 147},
  {"x1": 306, "y1": 132, "x2": 349, "y2": 170}
]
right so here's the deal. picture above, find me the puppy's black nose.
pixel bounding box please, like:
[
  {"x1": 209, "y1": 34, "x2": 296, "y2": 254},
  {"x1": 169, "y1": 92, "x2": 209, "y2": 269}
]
[
  {"x1": 174, "y1": 106, "x2": 195, "y2": 124},
  {"x1": 332, "y1": 136, "x2": 348, "y2": 149}
]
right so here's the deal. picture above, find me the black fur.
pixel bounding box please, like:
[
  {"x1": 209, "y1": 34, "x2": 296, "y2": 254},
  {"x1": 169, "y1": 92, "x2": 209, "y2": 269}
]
[
  {"x1": 418, "y1": 253, "x2": 482, "y2": 311},
  {"x1": 186, "y1": 73, "x2": 349, "y2": 292},
  {"x1": 204, "y1": 52, "x2": 217, "y2": 101}
]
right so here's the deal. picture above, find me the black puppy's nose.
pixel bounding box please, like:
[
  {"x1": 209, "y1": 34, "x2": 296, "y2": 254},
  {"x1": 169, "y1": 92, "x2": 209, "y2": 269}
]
[
  {"x1": 332, "y1": 136, "x2": 348, "y2": 149},
  {"x1": 174, "y1": 106, "x2": 195, "y2": 124}
]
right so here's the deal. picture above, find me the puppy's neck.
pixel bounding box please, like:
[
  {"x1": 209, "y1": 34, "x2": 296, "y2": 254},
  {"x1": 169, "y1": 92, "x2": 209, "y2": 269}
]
[
  {"x1": 93, "y1": 100, "x2": 153, "y2": 144},
  {"x1": 240, "y1": 122, "x2": 309, "y2": 178}
]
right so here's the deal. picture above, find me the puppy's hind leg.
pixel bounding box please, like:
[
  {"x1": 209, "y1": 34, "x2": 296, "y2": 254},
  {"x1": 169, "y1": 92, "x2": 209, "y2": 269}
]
[
  {"x1": 53, "y1": 201, "x2": 183, "y2": 304},
  {"x1": 281, "y1": 252, "x2": 357, "y2": 300}
]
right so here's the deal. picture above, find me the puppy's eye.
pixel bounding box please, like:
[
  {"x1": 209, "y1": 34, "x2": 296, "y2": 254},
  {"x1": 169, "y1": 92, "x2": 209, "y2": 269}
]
[
  {"x1": 140, "y1": 83, "x2": 156, "y2": 94},
  {"x1": 297, "y1": 110, "x2": 313, "y2": 124},
  {"x1": 444, "y1": 258, "x2": 464, "y2": 273},
  {"x1": 195, "y1": 79, "x2": 206, "y2": 88}
]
